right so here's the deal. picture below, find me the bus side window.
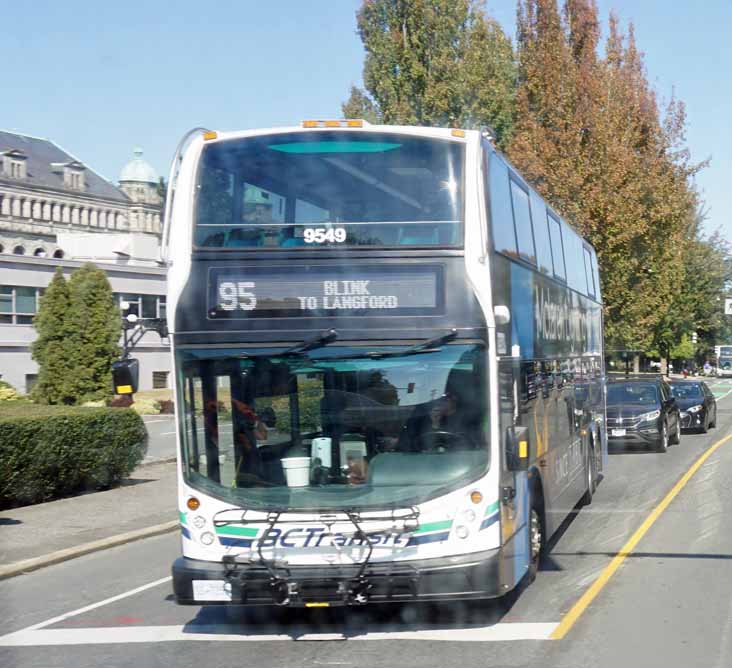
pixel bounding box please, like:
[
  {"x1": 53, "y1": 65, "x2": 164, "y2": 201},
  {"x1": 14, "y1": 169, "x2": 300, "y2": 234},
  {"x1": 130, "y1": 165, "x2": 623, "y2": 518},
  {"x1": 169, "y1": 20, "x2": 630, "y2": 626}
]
[
  {"x1": 509, "y1": 180, "x2": 536, "y2": 264},
  {"x1": 547, "y1": 213, "x2": 566, "y2": 281},
  {"x1": 564, "y1": 226, "x2": 585, "y2": 294},
  {"x1": 583, "y1": 246, "x2": 596, "y2": 297},
  {"x1": 529, "y1": 189, "x2": 552, "y2": 275},
  {"x1": 488, "y1": 154, "x2": 518, "y2": 258}
]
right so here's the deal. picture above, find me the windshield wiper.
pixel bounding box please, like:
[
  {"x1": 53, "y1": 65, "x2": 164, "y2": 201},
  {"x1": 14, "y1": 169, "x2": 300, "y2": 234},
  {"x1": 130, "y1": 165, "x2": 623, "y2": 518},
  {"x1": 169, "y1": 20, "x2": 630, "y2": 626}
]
[
  {"x1": 236, "y1": 329, "x2": 338, "y2": 360},
  {"x1": 315, "y1": 328, "x2": 459, "y2": 361},
  {"x1": 283, "y1": 328, "x2": 338, "y2": 355},
  {"x1": 365, "y1": 328, "x2": 458, "y2": 358}
]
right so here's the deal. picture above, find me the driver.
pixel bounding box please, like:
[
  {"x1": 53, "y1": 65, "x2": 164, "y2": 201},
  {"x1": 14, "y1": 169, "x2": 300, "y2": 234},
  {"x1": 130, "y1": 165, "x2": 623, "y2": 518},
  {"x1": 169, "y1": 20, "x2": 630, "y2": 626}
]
[{"x1": 400, "y1": 391, "x2": 464, "y2": 452}]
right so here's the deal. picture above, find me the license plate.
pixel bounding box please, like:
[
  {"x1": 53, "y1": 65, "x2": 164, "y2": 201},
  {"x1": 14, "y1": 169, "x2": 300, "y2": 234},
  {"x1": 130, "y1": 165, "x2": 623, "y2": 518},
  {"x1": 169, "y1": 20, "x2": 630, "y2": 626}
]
[{"x1": 611, "y1": 428, "x2": 626, "y2": 437}]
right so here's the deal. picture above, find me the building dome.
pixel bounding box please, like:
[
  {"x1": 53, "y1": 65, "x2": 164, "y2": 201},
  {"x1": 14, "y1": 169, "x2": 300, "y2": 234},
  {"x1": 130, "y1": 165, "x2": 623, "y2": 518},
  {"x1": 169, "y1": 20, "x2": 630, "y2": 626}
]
[{"x1": 119, "y1": 148, "x2": 158, "y2": 184}]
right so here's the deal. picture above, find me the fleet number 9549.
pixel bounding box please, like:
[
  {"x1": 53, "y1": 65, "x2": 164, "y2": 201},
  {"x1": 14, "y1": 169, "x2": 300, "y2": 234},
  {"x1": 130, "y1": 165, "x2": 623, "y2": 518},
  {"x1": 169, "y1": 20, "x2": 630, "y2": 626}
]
[{"x1": 304, "y1": 227, "x2": 346, "y2": 244}]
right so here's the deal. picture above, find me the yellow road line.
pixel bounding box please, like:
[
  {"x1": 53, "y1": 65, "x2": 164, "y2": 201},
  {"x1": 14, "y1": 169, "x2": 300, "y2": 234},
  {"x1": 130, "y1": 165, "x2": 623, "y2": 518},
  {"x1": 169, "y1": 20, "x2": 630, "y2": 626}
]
[{"x1": 550, "y1": 432, "x2": 732, "y2": 640}]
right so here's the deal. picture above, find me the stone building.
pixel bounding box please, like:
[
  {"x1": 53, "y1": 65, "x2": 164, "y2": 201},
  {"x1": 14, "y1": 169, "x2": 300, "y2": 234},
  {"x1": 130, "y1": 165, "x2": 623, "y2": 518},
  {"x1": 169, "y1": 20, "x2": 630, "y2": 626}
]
[
  {"x1": 0, "y1": 130, "x2": 170, "y2": 393},
  {"x1": 0, "y1": 132, "x2": 162, "y2": 257}
]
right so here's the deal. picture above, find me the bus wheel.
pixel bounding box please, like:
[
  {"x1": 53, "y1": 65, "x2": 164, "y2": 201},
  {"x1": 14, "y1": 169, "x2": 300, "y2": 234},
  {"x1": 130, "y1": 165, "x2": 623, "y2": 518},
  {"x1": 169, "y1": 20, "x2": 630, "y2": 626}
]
[
  {"x1": 581, "y1": 443, "x2": 595, "y2": 506},
  {"x1": 527, "y1": 497, "x2": 544, "y2": 583}
]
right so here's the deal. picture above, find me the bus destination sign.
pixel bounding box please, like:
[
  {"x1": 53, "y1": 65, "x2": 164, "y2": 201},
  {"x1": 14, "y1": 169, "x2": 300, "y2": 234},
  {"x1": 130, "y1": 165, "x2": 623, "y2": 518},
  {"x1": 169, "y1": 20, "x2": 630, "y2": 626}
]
[{"x1": 208, "y1": 265, "x2": 442, "y2": 318}]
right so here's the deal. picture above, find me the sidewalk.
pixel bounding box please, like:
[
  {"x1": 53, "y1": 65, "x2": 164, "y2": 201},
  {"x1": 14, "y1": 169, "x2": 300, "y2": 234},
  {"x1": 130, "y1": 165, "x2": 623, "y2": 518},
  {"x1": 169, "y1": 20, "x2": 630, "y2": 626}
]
[{"x1": 0, "y1": 460, "x2": 178, "y2": 579}]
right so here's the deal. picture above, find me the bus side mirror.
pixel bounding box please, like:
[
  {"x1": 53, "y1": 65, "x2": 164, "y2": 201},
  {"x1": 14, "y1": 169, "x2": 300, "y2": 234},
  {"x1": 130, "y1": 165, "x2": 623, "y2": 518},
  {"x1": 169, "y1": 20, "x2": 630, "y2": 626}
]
[
  {"x1": 506, "y1": 425, "x2": 529, "y2": 472},
  {"x1": 112, "y1": 358, "x2": 139, "y2": 395}
]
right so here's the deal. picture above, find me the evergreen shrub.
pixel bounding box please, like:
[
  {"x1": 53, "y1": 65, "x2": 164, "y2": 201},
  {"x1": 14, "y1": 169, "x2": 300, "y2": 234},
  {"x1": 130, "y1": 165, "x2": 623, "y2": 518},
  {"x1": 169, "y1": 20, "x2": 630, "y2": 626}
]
[
  {"x1": 0, "y1": 404, "x2": 147, "y2": 508},
  {"x1": 131, "y1": 398, "x2": 161, "y2": 415}
]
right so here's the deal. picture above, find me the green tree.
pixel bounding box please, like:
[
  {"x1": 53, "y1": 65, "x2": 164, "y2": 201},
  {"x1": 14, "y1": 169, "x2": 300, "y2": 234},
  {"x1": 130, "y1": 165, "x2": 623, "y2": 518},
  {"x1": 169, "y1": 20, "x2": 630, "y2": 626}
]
[
  {"x1": 669, "y1": 334, "x2": 695, "y2": 361},
  {"x1": 31, "y1": 268, "x2": 76, "y2": 404},
  {"x1": 344, "y1": 0, "x2": 516, "y2": 144},
  {"x1": 507, "y1": 1, "x2": 701, "y2": 355},
  {"x1": 65, "y1": 264, "x2": 121, "y2": 403}
]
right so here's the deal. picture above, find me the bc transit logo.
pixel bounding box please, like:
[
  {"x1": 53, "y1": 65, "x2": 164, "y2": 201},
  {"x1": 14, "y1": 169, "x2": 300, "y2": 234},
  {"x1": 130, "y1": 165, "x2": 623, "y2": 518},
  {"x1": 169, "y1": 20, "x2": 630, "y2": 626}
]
[{"x1": 257, "y1": 527, "x2": 410, "y2": 549}]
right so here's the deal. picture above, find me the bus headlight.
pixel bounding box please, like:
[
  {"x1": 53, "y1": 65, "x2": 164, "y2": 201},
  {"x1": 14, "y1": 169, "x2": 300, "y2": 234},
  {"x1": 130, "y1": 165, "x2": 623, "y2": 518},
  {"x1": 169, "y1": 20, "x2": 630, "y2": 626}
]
[
  {"x1": 192, "y1": 516, "x2": 206, "y2": 529},
  {"x1": 462, "y1": 509, "x2": 476, "y2": 523},
  {"x1": 455, "y1": 525, "x2": 470, "y2": 540},
  {"x1": 200, "y1": 532, "x2": 216, "y2": 546}
]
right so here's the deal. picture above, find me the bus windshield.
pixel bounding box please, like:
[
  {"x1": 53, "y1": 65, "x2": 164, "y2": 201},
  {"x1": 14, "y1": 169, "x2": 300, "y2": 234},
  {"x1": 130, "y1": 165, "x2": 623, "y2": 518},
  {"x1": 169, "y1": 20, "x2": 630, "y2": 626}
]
[
  {"x1": 194, "y1": 131, "x2": 464, "y2": 249},
  {"x1": 176, "y1": 344, "x2": 488, "y2": 510}
]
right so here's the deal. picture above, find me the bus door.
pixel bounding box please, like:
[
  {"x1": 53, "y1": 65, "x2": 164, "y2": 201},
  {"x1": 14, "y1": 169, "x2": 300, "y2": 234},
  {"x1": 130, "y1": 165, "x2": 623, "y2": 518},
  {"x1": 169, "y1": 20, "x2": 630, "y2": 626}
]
[{"x1": 498, "y1": 359, "x2": 530, "y2": 589}]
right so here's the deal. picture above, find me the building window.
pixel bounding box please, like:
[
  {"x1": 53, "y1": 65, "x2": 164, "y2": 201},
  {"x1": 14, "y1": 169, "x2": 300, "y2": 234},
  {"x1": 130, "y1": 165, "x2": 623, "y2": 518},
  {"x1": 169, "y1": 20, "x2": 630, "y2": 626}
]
[
  {"x1": 13, "y1": 245, "x2": 25, "y2": 255},
  {"x1": 10, "y1": 161, "x2": 26, "y2": 179},
  {"x1": 0, "y1": 286, "x2": 43, "y2": 324},
  {"x1": 152, "y1": 371, "x2": 169, "y2": 389},
  {"x1": 117, "y1": 293, "x2": 166, "y2": 319},
  {"x1": 53, "y1": 249, "x2": 64, "y2": 259}
]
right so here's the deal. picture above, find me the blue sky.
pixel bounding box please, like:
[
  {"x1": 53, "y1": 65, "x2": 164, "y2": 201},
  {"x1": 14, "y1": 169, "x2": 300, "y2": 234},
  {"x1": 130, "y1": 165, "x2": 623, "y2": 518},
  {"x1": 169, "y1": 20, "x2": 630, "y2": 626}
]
[{"x1": 3, "y1": 0, "x2": 730, "y2": 240}]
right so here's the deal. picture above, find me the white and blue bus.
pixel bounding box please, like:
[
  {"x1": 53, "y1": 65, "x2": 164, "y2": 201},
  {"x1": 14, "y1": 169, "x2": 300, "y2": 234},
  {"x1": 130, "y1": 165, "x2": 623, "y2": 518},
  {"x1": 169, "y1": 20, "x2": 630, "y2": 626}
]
[
  {"x1": 160, "y1": 121, "x2": 606, "y2": 607},
  {"x1": 716, "y1": 346, "x2": 732, "y2": 377}
]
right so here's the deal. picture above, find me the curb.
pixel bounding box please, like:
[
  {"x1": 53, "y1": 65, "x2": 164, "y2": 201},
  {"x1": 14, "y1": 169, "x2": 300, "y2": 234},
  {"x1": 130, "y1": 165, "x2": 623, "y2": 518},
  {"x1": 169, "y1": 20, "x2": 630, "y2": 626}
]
[
  {"x1": 137, "y1": 456, "x2": 177, "y2": 468},
  {"x1": 0, "y1": 520, "x2": 179, "y2": 581}
]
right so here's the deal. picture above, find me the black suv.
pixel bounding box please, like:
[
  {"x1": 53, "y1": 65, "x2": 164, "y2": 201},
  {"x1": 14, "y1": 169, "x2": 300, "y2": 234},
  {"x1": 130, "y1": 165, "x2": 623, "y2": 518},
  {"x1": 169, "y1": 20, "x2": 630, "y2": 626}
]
[
  {"x1": 669, "y1": 380, "x2": 717, "y2": 433},
  {"x1": 606, "y1": 376, "x2": 681, "y2": 452}
]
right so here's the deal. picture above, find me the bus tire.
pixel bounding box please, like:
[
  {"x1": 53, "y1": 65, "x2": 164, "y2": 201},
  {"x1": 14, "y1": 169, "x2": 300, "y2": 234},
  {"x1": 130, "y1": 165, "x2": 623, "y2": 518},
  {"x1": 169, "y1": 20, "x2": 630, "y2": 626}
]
[
  {"x1": 527, "y1": 488, "x2": 545, "y2": 584},
  {"x1": 580, "y1": 438, "x2": 597, "y2": 506}
]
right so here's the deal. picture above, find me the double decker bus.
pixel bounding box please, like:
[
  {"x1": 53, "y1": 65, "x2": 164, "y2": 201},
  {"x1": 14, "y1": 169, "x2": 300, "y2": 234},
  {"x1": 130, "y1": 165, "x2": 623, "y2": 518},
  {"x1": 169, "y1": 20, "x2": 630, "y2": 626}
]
[{"x1": 161, "y1": 121, "x2": 606, "y2": 608}]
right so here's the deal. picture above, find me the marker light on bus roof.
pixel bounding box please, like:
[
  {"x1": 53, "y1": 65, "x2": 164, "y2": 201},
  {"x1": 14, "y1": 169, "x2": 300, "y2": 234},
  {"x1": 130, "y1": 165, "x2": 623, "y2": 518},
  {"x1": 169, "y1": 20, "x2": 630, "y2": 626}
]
[
  {"x1": 203, "y1": 131, "x2": 218, "y2": 141},
  {"x1": 451, "y1": 129, "x2": 466, "y2": 137},
  {"x1": 301, "y1": 119, "x2": 364, "y2": 128}
]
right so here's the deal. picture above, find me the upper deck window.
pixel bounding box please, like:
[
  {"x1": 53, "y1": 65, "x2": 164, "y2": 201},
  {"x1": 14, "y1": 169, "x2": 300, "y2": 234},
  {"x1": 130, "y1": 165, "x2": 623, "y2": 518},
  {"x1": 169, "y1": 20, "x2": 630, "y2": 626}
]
[
  {"x1": 547, "y1": 212, "x2": 566, "y2": 281},
  {"x1": 583, "y1": 246, "x2": 596, "y2": 297},
  {"x1": 509, "y1": 180, "x2": 536, "y2": 264},
  {"x1": 194, "y1": 132, "x2": 464, "y2": 249}
]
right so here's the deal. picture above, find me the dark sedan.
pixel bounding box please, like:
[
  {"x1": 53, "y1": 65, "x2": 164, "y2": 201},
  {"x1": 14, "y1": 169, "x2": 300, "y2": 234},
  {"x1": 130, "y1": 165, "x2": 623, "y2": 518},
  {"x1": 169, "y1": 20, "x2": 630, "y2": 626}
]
[
  {"x1": 606, "y1": 377, "x2": 681, "y2": 452},
  {"x1": 669, "y1": 380, "x2": 717, "y2": 433}
]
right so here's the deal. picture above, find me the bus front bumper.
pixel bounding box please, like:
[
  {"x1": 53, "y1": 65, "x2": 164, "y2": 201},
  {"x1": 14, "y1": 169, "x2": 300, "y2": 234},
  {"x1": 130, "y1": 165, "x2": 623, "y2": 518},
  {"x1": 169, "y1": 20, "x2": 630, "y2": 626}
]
[{"x1": 172, "y1": 548, "x2": 503, "y2": 606}]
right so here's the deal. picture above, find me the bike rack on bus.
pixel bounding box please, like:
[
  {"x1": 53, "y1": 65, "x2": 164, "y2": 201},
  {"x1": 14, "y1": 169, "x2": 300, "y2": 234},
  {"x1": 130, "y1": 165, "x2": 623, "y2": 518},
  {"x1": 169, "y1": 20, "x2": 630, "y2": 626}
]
[{"x1": 217, "y1": 507, "x2": 420, "y2": 606}]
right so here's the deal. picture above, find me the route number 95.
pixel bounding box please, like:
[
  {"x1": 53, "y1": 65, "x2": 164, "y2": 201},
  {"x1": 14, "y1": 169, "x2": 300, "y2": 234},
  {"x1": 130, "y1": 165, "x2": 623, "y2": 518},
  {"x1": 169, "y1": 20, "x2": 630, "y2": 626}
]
[
  {"x1": 219, "y1": 281, "x2": 256, "y2": 311},
  {"x1": 304, "y1": 227, "x2": 346, "y2": 244}
]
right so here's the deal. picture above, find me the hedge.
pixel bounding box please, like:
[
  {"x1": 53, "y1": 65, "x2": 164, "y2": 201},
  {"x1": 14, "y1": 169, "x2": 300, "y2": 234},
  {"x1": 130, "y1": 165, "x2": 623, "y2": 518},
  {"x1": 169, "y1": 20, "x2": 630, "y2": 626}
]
[{"x1": 0, "y1": 404, "x2": 148, "y2": 508}]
